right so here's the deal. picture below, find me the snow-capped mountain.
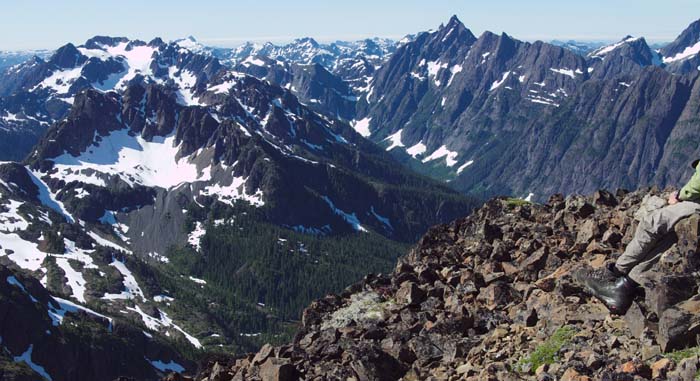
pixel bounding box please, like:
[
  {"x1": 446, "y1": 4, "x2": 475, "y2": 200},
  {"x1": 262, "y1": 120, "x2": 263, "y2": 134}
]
[
  {"x1": 230, "y1": 56, "x2": 358, "y2": 120},
  {"x1": 0, "y1": 32, "x2": 477, "y2": 380},
  {"x1": 0, "y1": 35, "x2": 400, "y2": 162},
  {"x1": 549, "y1": 40, "x2": 606, "y2": 55},
  {"x1": 661, "y1": 19, "x2": 700, "y2": 73},
  {"x1": 0, "y1": 35, "x2": 225, "y2": 161},
  {"x1": 586, "y1": 35, "x2": 663, "y2": 78},
  {"x1": 218, "y1": 36, "x2": 401, "y2": 105},
  {"x1": 4, "y1": 15, "x2": 700, "y2": 380},
  {"x1": 224, "y1": 37, "x2": 398, "y2": 71},
  {"x1": 354, "y1": 15, "x2": 700, "y2": 201}
]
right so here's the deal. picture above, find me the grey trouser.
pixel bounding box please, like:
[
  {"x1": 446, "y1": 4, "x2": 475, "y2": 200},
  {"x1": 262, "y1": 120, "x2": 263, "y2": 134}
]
[{"x1": 616, "y1": 201, "x2": 700, "y2": 282}]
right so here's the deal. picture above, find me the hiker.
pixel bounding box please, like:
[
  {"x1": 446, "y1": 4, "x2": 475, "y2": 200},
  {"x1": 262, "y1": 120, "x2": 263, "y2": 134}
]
[{"x1": 577, "y1": 159, "x2": 700, "y2": 314}]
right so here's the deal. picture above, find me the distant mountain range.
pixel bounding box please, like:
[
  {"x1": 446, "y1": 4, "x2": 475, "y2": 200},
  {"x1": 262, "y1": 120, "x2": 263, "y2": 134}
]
[{"x1": 0, "y1": 49, "x2": 52, "y2": 71}]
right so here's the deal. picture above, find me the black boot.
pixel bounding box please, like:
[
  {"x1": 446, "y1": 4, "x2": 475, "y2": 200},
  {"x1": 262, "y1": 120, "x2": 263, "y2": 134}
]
[{"x1": 575, "y1": 263, "x2": 638, "y2": 315}]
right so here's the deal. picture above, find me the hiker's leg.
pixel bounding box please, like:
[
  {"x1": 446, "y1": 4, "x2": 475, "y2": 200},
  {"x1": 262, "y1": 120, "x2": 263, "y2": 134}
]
[{"x1": 616, "y1": 202, "x2": 700, "y2": 275}]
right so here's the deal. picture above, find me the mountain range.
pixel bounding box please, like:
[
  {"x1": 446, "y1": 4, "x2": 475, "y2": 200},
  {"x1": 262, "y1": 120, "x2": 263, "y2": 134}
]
[
  {"x1": 353, "y1": 16, "x2": 700, "y2": 200},
  {"x1": 0, "y1": 29, "x2": 475, "y2": 380},
  {"x1": 1, "y1": 14, "x2": 700, "y2": 381}
]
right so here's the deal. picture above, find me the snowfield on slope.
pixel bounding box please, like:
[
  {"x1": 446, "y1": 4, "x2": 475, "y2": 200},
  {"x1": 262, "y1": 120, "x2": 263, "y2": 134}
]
[{"x1": 50, "y1": 129, "x2": 210, "y2": 189}]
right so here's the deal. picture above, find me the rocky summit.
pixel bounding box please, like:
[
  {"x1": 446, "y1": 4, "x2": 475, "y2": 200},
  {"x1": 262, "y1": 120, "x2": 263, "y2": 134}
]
[{"x1": 191, "y1": 188, "x2": 700, "y2": 381}]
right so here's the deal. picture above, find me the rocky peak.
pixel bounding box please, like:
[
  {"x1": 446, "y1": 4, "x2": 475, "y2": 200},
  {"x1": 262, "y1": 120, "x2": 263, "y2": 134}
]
[
  {"x1": 661, "y1": 18, "x2": 700, "y2": 59},
  {"x1": 434, "y1": 15, "x2": 477, "y2": 47},
  {"x1": 29, "y1": 88, "x2": 123, "y2": 162},
  {"x1": 588, "y1": 36, "x2": 662, "y2": 79},
  {"x1": 588, "y1": 36, "x2": 641, "y2": 60},
  {"x1": 192, "y1": 188, "x2": 700, "y2": 380},
  {"x1": 446, "y1": 14, "x2": 462, "y2": 27},
  {"x1": 84, "y1": 35, "x2": 130, "y2": 49},
  {"x1": 293, "y1": 37, "x2": 320, "y2": 48},
  {"x1": 148, "y1": 37, "x2": 166, "y2": 48},
  {"x1": 0, "y1": 162, "x2": 39, "y2": 199},
  {"x1": 47, "y1": 43, "x2": 87, "y2": 69}
]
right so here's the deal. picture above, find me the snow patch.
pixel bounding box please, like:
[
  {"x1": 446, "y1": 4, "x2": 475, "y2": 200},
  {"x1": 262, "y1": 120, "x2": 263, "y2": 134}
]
[
  {"x1": 54, "y1": 257, "x2": 87, "y2": 303},
  {"x1": 209, "y1": 80, "x2": 236, "y2": 94},
  {"x1": 7, "y1": 276, "x2": 38, "y2": 303},
  {"x1": 422, "y1": 145, "x2": 459, "y2": 167},
  {"x1": 490, "y1": 72, "x2": 511, "y2": 91},
  {"x1": 105, "y1": 42, "x2": 156, "y2": 88},
  {"x1": 426, "y1": 61, "x2": 448, "y2": 86},
  {"x1": 102, "y1": 258, "x2": 145, "y2": 301},
  {"x1": 457, "y1": 160, "x2": 474, "y2": 174},
  {"x1": 370, "y1": 206, "x2": 392, "y2": 231},
  {"x1": 168, "y1": 67, "x2": 202, "y2": 106},
  {"x1": 352, "y1": 117, "x2": 372, "y2": 137},
  {"x1": 0, "y1": 200, "x2": 28, "y2": 232},
  {"x1": 51, "y1": 130, "x2": 209, "y2": 189},
  {"x1": 187, "y1": 221, "x2": 206, "y2": 252},
  {"x1": 13, "y1": 345, "x2": 52, "y2": 380},
  {"x1": 242, "y1": 56, "x2": 265, "y2": 67},
  {"x1": 406, "y1": 142, "x2": 427, "y2": 158},
  {"x1": 384, "y1": 129, "x2": 404, "y2": 151},
  {"x1": 589, "y1": 36, "x2": 640, "y2": 59},
  {"x1": 154, "y1": 294, "x2": 175, "y2": 303},
  {"x1": 126, "y1": 305, "x2": 202, "y2": 348},
  {"x1": 322, "y1": 196, "x2": 367, "y2": 232},
  {"x1": 27, "y1": 169, "x2": 74, "y2": 223},
  {"x1": 35, "y1": 66, "x2": 83, "y2": 95},
  {"x1": 189, "y1": 276, "x2": 207, "y2": 285},
  {"x1": 664, "y1": 41, "x2": 700, "y2": 63},
  {"x1": 447, "y1": 64, "x2": 463, "y2": 86},
  {"x1": 549, "y1": 68, "x2": 578, "y2": 79},
  {"x1": 147, "y1": 357, "x2": 185, "y2": 373},
  {"x1": 0, "y1": 232, "x2": 47, "y2": 271},
  {"x1": 48, "y1": 296, "x2": 113, "y2": 330},
  {"x1": 88, "y1": 231, "x2": 131, "y2": 253},
  {"x1": 200, "y1": 176, "x2": 265, "y2": 207}
]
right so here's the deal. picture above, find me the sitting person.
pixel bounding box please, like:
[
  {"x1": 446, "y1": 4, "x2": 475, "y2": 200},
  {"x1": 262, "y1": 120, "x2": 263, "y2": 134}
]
[{"x1": 577, "y1": 159, "x2": 700, "y2": 314}]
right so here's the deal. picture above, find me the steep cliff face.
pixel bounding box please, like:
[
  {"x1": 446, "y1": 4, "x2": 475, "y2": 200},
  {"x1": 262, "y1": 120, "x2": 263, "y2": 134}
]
[
  {"x1": 193, "y1": 188, "x2": 700, "y2": 381},
  {"x1": 355, "y1": 16, "x2": 700, "y2": 201}
]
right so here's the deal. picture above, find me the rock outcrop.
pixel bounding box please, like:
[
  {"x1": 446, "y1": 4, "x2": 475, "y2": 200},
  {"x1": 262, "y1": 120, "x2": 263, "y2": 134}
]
[{"x1": 191, "y1": 188, "x2": 700, "y2": 380}]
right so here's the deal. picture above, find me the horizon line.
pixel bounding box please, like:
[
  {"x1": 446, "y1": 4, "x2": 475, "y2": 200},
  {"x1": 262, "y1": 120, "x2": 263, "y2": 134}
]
[{"x1": 1, "y1": 32, "x2": 676, "y2": 52}]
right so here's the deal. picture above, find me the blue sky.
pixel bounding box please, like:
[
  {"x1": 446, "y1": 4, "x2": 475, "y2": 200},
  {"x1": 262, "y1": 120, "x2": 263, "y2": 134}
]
[{"x1": 2, "y1": 0, "x2": 699, "y2": 50}]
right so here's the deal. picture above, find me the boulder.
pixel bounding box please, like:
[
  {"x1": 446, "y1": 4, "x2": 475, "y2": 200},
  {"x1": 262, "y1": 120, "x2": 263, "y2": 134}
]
[
  {"x1": 259, "y1": 358, "x2": 297, "y2": 381},
  {"x1": 658, "y1": 296, "x2": 700, "y2": 352},
  {"x1": 674, "y1": 214, "x2": 700, "y2": 271},
  {"x1": 396, "y1": 282, "x2": 426, "y2": 306},
  {"x1": 575, "y1": 220, "x2": 600, "y2": 245},
  {"x1": 593, "y1": 190, "x2": 618, "y2": 207},
  {"x1": 643, "y1": 274, "x2": 697, "y2": 317},
  {"x1": 252, "y1": 343, "x2": 275, "y2": 365}
]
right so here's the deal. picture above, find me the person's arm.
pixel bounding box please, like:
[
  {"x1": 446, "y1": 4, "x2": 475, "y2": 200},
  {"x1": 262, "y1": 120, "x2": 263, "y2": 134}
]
[{"x1": 678, "y1": 165, "x2": 700, "y2": 202}]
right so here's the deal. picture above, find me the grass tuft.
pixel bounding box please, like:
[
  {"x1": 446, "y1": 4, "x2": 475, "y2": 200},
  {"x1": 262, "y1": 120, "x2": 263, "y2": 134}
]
[
  {"x1": 666, "y1": 346, "x2": 700, "y2": 363},
  {"x1": 517, "y1": 326, "x2": 576, "y2": 373},
  {"x1": 505, "y1": 197, "x2": 531, "y2": 208}
]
